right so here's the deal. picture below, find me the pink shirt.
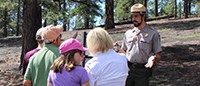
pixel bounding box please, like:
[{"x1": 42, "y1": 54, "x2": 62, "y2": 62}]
[{"x1": 22, "y1": 48, "x2": 40, "y2": 75}]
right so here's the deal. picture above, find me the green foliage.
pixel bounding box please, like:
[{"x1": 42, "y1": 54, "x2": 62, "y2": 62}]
[
  {"x1": 75, "y1": 16, "x2": 84, "y2": 28},
  {"x1": 70, "y1": 0, "x2": 102, "y2": 28},
  {"x1": 0, "y1": 0, "x2": 199, "y2": 35},
  {"x1": 190, "y1": 0, "x2": 197, "y2": 15},
  {"x1": 114, "y1": 0, "x2": 131, "y2": 22},
  {"x1": 163, "y1": 0, "x2": 174, "y2": 15},
  {"x1": 177, "y1": 1, "x2": 183, "y2": 17},
  {"x1": 41, "y1": 1, "x2": 63, "y2": 25},
  {"x1": 148, "y1": 1, "x2": 155, "y2": 17},
  {"x1": 0, "y1": 0, "x2": 18, "y2": 36},
  {"x1": 158, "y1": 0, "x2": 174, "y2": 16},
  {"x1": 197, "y1": 1, "x2": 200, "y2": 16},
  {"x1": 114, "y1": 0, "x2": 142, "y2": 22}
]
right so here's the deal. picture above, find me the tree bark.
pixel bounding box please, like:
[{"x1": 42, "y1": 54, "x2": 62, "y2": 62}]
[
  {"x1": 155, "y1": 0, "x2": 158, "y2": 17},
  {"x1": 105, "y1": 0, "x2": 115, "y2": 29},
  {"x1": 188, "y1": 0, "x2": 191, "y2": 15},
  {"x1": 174, "y1": 0, "x2": 177, "y2": 18},
  {"x1": 84, "y1": 0, "x2": 90, "y2": 29},
  {"x1": 143, "y1": 0, "x2": 147, "y2": 21},
  {"x1": 84, "y1": 16, "x2": 90, "y2": 29},
  {"x1": 143, "y1": 0, "x2": 147, "y2": 8},
  {"x1": 63, "y1": 0, "x2": 67, "y2": 31},
  {"x1": 184, "y1": 0, "x2": 188, "y2": 18},
  {"x1": 178, "y1": 2, "x2": 182, "y2": 18},
  {"x1": 3, "y1": 7, "x2": 8, "y2": 37},
  {"x1": 20, "y1": 0, "x2": 42, "y2": 70}
]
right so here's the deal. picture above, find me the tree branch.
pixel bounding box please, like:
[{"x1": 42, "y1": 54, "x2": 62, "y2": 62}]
[{"x1": 70, "y1": 0, "x2": 91, "y2": 7}]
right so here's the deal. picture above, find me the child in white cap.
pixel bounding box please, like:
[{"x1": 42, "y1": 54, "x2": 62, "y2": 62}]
[{"x1": 22, "y1": 27, "x2": 45, "y2": 75}]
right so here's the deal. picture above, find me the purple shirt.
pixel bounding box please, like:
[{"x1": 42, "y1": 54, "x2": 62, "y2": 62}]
[
  {"x1": 48, "y1": 66, "x2": 89, "y2": 86},
  {"x1": 22, "y1": 48, "x2": 40, "y2": 75}
]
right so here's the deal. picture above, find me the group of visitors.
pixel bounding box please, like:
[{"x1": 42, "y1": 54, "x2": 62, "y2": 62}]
[{"x1": 22, "y1": 3, "x2": 162, "y2": 86}]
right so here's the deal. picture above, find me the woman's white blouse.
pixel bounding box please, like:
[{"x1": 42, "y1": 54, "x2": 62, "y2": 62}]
[{"x1": 85, "y1": 49, "x2": 129, "y2": 86}]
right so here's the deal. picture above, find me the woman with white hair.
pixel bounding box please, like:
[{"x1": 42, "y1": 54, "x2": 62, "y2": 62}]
[{"x1": 85, "y1": 27, "x2": 129, "y2": 86}]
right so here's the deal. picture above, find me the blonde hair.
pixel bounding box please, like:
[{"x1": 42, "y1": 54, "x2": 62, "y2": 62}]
[{"x1": 86, "y1": 27, "x2": 114, "y2": 55}]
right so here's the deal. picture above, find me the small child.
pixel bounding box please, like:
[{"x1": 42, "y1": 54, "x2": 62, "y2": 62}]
[{"x1": 47, "y1": 38, "x2": 90, "y2": 86}]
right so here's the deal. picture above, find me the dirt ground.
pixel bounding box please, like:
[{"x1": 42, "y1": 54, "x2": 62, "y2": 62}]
[{"x1": 0, "y1": 17, "x2": 200, "y2": 86}]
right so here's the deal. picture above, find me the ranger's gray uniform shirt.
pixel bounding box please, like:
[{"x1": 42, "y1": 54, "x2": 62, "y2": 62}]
[{"x1": 121, "y1": 25, "x2": 162, "y2": 63}]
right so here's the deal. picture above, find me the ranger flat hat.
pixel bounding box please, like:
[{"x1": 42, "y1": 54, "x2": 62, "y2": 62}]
[{"x1": 130, "y1": 3, "x2": 146, "y2": 14}]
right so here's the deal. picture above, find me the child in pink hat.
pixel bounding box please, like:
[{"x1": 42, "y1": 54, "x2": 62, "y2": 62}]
[{"x1": 47, "y1": 38, "x2": 89, "y2": 86}]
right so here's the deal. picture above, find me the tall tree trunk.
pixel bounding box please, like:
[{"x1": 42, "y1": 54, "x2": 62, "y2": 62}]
[
  {"x1": 188, "y1": 0, "x2": 191, "y2": 15},
  {"x1": 143, "y1": 0, "x2": 147, "y2": 8},
  {"x1": 84, "y1": 16, "x2": 89, "y2": 29},
  {"x1": 105, "y1": 0, "x2": 115, "y2": 29},
  {"x1": 43, "y1": 19, "x2": 47, "y2": 27},
  {"x1": 174, "y1": 0, "x2": 177, "y2": 18},
  {"x1": 143, "y1": 0, "x2": 147, "y2": 21},
  {"x1": 16, "y1": 0, "x2": 21, "y2": 36},
  {"x1": 131, "y1": 0, "x2": 135, "y2": 5},
  {"x1": 53, "y1": 20, "x2": 57, "y2": 26},
  {"x1": 155, "y1": 0, "x2": 158, "y2": 17},
  {"x1": 184, "y1": 0, "x2": 188, "y2": 18},
  {"x1": 84, "y1": 0, "x2": 89, "y2": 29},
  {"x1": 66, "y1": 1, "x2": 71, "y2": 31},
  {"x1": 3, "y1": 7, "x2": 8, "y2": 37},
  {"x1": 178, "y1": 2, "x2": 182, "y2": 18},
  {"x1": 63, "y1": 0, "x2": 67, "y2": 31},
  {"x1": 20, "y1": 0, "x2": 42, "y2": 70},
  {"x1": 67, "y1": 19, "x2": 70, "y2": 31}
]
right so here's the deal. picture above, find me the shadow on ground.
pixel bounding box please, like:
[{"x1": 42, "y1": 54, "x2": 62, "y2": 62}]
[{"x1": 151, "y1": 44, "x2": 200, "y2": 86}]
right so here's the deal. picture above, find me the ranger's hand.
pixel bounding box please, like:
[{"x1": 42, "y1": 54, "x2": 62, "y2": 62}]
[{"x1": 145, "y1": 56, "x2": 155, "y2": 68}]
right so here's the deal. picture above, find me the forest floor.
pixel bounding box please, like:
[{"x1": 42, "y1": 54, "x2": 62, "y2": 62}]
[{"x1": 0, "y1": 17, "x2": 200, "y2": 86}]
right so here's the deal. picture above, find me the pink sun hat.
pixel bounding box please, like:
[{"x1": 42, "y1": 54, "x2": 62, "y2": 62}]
[
  {"x1": 59, "y1": 38, "x2": 87, "y2": 54},
  {"x1": 41, "y1": 25, "x2": 63, "y2": 42}
]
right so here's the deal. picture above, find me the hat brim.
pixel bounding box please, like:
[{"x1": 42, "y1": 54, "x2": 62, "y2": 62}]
[{"x1": 81, "y1": 47, "x2": 88, "y2": 51}]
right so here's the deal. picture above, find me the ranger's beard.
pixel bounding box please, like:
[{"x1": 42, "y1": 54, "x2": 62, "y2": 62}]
[{"x1": 133, "y1": 20, "x2": 142, "y2": 27}]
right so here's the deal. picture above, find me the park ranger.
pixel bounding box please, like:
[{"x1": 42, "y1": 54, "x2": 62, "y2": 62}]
[{"x1": 119, "y1": 3, "x2": 162, "y2": 86}]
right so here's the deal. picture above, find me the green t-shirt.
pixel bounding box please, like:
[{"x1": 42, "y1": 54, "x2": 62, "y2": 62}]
[{"x1": 24, "y1": 44, "x2": 60, "y2": 86}]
